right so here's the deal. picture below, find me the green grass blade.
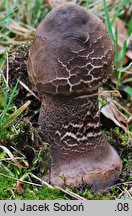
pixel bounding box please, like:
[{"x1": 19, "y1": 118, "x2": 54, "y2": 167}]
[
  {"x1": 116, "y1": 40, "x2": 127, "y2": 67},
  {"x1": 114, "y1": 25, "x2": 119, "y2": 66},
  {"x1": 0, "y1": 0, "x2": 31, "y2": 24},
  {"x1": 116, "y1": 40, "x2": 127, "y2": 89},
  {"x1": 103, "y1": 0, "x2": 115, "y2": 42},
  {"x1": 128, "y1": 19, "x2": 132, "y2": 35},
  {"x1": 1, "y1": 100, "x2": 31, "y2": 129},
  {"x1": 0, "y1": 79, "x2": 19, "y2": 123},
  {"x1": 120, "y1": 40, "x2": 127, "y2": 68}
]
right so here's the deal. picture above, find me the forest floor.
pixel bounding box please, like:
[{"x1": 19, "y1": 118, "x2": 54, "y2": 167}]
[{"x1": 0, "y1": 0, "x2": 131, "y2": 200}]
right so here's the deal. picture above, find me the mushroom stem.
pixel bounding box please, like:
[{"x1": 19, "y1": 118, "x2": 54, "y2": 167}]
[{"x1": 39, "y1": 93, "x2": 121, "y2": 189}]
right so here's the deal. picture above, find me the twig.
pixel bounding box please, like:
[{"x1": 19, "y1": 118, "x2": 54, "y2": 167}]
[
  {"x1": 122, "y1": 182, "x2": 132, "y2": 185},
  {"x1": 118, "y1": 191, "x2": 124, "y2": 199},
  {"x1": 122, "y1": 186, "x2": 132, "y2": 198},
  {"x1": 0, "y1": 157, "x2": 26, "y2": 162},
  {"x1": 30, "y1": 173, "x2": 53, "y2": 189},
  {"x1": 0, "y1": 32, "x2": 19, "y2": 45},
  {"x1": 55, "y1": 185, "x2": 87, "y2": 200},
  {"x1": 110, "y1": 181, "x2": 132, "y2": 188},
  {"x1": 4, "y1": 189, "x2": 16, "y2": 199},
  {"x1": 75, "y1": 90, "x2": 120, "y2": 100},
  {"x1": 30, "y1": 173, "x2": 87, "y2": 200},
  {"x1": 0, "y1": 162, "x2": 14, "y2": 176},
  {"x1": 6, "y1": 51, "x2": 9, "y2": 87},
  {"x1": 0, "y1": 40, "x2": 24, "y2": 45},
  {"x1": 19, "y1": 80, "x2": 40, "y2": 100},
  {"x1": 1, "y1": 73, "x2": 8, "y2": 86},
  {"x1": 113, "y1": 100, "x2": 132, "y2": 116},
  {"x1": 0, "y1": 172, "x2": 42, "y2": 187}
]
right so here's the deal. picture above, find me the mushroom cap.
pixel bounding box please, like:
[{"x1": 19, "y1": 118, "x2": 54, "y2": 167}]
[{"x1": 27, "y1": 4, "x2": 114, "y2": 95}]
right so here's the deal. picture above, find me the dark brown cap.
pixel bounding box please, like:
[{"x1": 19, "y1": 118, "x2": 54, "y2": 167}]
[{"x1": 27, "y1": 4, "x2": 114, "y2": 95}]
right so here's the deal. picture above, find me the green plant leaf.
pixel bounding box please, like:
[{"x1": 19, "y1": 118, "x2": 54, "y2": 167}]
[{"x1": 124, "y1": 86, "x2": 132, "y2": 97}]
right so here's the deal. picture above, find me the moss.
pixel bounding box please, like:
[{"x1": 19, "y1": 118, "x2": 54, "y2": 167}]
[
  {"x1": 105, "y1": 127, "x2": 131, "y2": 158},
  {"x1": 106, "y1": 127, "x2": 132, "y2": 182},
  {"x1": 0, "y1": 173, "x2": 15, "y2": 200},
  {"x1": 0, "y1": 168, "x2": 71, "y2": 200},
  {"x1": 73, "y1": 186, "x2": 120, "y2": 200}
]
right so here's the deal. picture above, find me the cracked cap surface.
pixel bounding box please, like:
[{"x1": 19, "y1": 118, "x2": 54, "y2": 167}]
[{"x1": 27, "y1": 3, "x2": 114, "y2": 95}]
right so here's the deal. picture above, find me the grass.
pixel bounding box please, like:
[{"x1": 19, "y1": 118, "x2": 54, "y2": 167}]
[
  {"x1": 0, "y1": 166, "x2": 128, "y2": 200},
  {"x1": 103, "y1": 0, "x2": 132, "y2": 90},
  {"x1": 0, "y1": 0, "x2": 132, "y2": 200},
  {"x1": 0, "y1": 75, "x2": 30, "y2": 140},
  {"x1": 0, "y1": 169, "x2": 70, "y2": 200}
]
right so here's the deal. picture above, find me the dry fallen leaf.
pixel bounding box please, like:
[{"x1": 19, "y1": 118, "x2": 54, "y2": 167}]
[
  {"x1": 16, "y1": 180, "x2": 25, "y2": 195},
  {"x1": 0, "y1": 46, "x2": 6, "y2": 55},
  {"x1": 100, "y1": 100, "x2": 128, "y2": 132},
  {"x1": 0, "y1": 145, "x2": 28, "y2": 169},
  {"x1": 45, "y1": 0, "x2": 77, "y2": 7},
  {"x1": 0, "y1": 2, "x2": 4, "y2": 10}
]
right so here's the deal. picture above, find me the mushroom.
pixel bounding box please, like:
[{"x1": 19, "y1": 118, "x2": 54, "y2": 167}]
[{"x1": 27, "y1": 4, "x2": 122, "y2": 190}]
